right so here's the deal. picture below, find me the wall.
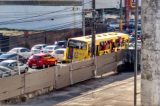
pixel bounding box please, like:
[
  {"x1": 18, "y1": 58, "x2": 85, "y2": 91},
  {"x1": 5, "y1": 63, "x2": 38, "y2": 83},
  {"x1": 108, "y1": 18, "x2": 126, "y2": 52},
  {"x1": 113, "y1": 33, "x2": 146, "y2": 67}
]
[
  {"x1": 0, "y1": 51, "x2": 124, "y2": 102},
  {"x1": 141, "y1": 0, "x2": 160, "y2": 106}
]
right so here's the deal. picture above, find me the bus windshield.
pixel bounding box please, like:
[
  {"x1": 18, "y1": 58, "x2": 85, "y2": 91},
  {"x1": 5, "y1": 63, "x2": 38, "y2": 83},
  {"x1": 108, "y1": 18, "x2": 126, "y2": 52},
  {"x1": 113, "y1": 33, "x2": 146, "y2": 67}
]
[{"x1": 68, "y1": 40, "x2": 87, "y2": 50}]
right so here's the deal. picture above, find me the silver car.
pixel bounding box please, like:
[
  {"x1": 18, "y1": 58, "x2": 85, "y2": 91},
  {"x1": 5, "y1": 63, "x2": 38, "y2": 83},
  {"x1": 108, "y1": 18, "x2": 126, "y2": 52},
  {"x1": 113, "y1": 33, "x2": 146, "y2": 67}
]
[
  {"x1": 8, "y1": 47, "x2": 31, "y2": 59},
  {"x1": 0, "y1": 60, "x2": 28, "y2": 74},
  {"x1": 42, "y1": 45, "x2": 60, "y2": 54},
  {"x1": 31, "y1": 44, "x2": 47, "y2": 54},
  {"x1": 0, "y1": 66, "x2": 16, "y2": 78}
]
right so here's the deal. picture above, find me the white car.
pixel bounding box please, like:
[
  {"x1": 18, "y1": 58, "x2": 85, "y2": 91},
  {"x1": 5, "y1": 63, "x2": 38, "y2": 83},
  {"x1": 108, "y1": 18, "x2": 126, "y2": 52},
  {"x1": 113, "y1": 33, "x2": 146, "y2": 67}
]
[
  {"x1": 8, "y1": 47, "x2": 31, "y2": 59},
  {"x1": 42, "y1": 45, "x2": 60, "y2": 54},
  {"x1": 31, "y1": 44, "x2": 47, "y2": 54},
  {"x1": 53, "y1": 48, "x2": 67, "y2": 62},
  {"x1": 0, "y1": 60, "x2": 28, "y2": 74}
]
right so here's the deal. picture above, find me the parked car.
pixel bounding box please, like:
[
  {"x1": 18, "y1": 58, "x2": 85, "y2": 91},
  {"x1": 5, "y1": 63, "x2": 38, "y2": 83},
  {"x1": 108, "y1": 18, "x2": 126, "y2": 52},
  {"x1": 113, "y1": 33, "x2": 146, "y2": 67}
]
[
  {"x1": 31, "y1": 44, "x2": 47, "y2": 54},
  {"x1": 54, "y1": 40, "x2": 67, "y2": 48},
  {"x1": 108, "y1": 22, "x2": 119, "y2": 30},
  {"x1": 41, "y1": 45, "x2": 60, "y2": 54},
  {"x1": 8, "y1": 47, "x2": 31, "y2": 59},
  {"x1": 27, "y1": 53, "x2": 57, "y2": 69},
  {"x1": 53, "y1": 48, "x2": 67, "y2": 62},
  {"x1": 0, "y1": 70, "x2": 10, "y2": 78},
  {"x1": 0, "y1": 53, "x2": 27, "y2": 63},
  {"x1": 0, "y1": 60, "x2": 28, "y2": 74},
  {"x1": 0, "y1": 66, "x2": 17, "y2": 78}
]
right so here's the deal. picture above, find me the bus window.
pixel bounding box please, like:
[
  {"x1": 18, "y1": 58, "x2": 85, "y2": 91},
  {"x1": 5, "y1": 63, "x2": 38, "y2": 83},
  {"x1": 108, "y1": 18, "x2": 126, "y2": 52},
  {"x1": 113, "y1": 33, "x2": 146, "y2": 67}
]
[
  {"x1": 68, "y1": 40, "x2": 87, "y2": 50},
  {"x1": 122, "y1": 38, "x2": 125, "y2": 46},
  {"x1": 116, "y1": 39, "x2": 120, "y2": 47},
  {"x1": 100, "y1": 41, "x2": 106, "y2": 51},
  {"x1": 111, "y1": 41, "x2": 116, "y2": 52}
]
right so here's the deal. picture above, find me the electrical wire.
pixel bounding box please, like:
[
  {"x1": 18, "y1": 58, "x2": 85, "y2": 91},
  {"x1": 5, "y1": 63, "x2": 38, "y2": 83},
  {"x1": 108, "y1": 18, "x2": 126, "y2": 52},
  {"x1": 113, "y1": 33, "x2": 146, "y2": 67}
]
[{"x1": 0, "y1": 1, "x2": 91, "y2": 24}]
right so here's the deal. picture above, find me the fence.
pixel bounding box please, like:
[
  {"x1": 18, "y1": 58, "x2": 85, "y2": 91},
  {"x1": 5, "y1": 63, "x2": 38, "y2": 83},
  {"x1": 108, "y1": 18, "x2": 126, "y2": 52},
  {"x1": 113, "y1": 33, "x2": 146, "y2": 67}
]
[{"x1": 0, "y1": 50, "x2": 125, "y2": 101}]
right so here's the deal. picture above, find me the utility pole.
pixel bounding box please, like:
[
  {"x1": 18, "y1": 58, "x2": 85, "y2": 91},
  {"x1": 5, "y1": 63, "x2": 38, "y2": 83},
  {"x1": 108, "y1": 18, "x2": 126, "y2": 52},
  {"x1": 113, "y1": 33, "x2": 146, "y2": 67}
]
[
  {"x1": 134, "y1": 0, "x2": 138, "y2": 106},
  {"x1": 82, "y1": 0, "x2": 85, "y2": 36},
  {"x1": 119, "y1": 0, "x2": 123, "y2": 32},
  {"x1": 91, "y1": 0, "x2": 96, "y2": 57}
]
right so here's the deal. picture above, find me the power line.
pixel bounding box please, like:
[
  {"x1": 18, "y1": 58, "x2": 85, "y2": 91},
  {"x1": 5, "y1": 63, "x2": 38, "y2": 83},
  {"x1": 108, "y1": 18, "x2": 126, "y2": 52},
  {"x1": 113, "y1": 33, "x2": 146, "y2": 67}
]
[
  {"x1": 0, "y1": 12, "x2": 82, "y2": 25},
  {"x1": 0, "y1": 1, "x2": 91, "y2": 24}
]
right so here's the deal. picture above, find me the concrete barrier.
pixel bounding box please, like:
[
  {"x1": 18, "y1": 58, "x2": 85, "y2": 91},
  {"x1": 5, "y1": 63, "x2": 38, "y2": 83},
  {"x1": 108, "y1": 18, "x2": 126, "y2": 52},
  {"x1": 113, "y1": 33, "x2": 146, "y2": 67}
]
[
  {"x1": 96, "y1": 53, "x2": 116, "y2": 68},
  {"x1": 71, "y1": 66, "x2": 94, "y2": 84},
  {"x1": 0, "y1": 50, "x2": 126, "y2": 102},
  {"x1": 116, "y1": 50, "x2": 125, "y2": 62},
  {"x1": 71, "y1": 58, "x2": 94, "y2": 70},
  {"x1": 24, "y1": 68, "x2": 55, "y2": 93},
  {"x1": 0, "y1": 75, "x2": 24, "y2": 101},
  {"x1": 97, "y1": 62, "x2": 117, "y2": 75},
  {"x1": 55, "y1": 65, "x2": 70, "y2": 89}
]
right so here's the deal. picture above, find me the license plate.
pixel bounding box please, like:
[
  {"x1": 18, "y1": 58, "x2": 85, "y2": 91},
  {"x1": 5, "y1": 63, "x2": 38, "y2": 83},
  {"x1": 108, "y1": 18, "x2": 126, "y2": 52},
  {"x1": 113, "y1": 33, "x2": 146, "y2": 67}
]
[{"x1": 32, "y1": 65, "x2": 36, "y2": 68}]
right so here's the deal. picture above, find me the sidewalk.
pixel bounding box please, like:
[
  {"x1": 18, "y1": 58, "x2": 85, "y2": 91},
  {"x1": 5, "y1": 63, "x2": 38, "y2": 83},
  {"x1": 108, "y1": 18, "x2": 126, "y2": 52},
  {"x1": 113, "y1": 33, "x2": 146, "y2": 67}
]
[{"x1": 56, "y1": 74, "x2": 141, "y2": 106}]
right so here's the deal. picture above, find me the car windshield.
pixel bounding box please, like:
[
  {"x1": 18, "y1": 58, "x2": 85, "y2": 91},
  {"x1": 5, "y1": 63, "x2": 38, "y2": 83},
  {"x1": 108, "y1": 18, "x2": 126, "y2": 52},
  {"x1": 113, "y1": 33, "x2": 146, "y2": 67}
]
[
  {"x1": 55, "y1": 50, "x2": 64, "y2": 54},
  {"x1": 0, "y1": 54, "x2": 16, "y2": 59},
  {"x1": 57, "y1": 42, "x2": 65, "y2": 46},
  {"x1": 56, "y1": 41, "x2": 67, "y2": 47},
  {"x1": 0, "y1": 62, "x2": 9, "y2": 67}
]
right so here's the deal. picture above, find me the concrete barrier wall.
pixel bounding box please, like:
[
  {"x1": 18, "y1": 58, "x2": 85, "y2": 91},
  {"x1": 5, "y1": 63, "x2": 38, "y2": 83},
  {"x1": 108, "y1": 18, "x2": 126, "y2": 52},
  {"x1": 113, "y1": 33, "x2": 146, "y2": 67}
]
[
  {"x1": 71, "y1": 66, "x2": 95, "y2": 84},
  {"x1": 24, "y1": 68, "x2": 55, "y2": 93},
  {"x1": 96, "y1": 62, "x2": 117, "y2": 75},
  {"x1": 71, "y1": 59, "x2": 94, "y2": 70},
  {"x1": 0, "y1": 75, "x2": 24, "y2": 101},
  {"x1": 55, "y1": 65, "x2": 70, "y2": 89},
  {"x1": 96, "y1": 53, "x2": 116, "y2": 68},
  {"x1": 70, "y1": 59, "x2": 94, "y2": 84},
  {"x1": 96, "y1": 52, "x2": 117, "y2": 75},
  {"x1": 116, "y1": 50, "x2": 125, "y2": 62},
  {"x1": 0, "y1": 51, "x2": 125, "y2": 101}
]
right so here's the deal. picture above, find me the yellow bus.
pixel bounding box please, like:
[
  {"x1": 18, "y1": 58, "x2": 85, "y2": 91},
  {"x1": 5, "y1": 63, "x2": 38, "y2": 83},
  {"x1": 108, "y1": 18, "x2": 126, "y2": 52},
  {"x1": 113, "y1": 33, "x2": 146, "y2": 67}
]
[{"x1": 66, "y1": 32, "x2": 129, "y2": 62}]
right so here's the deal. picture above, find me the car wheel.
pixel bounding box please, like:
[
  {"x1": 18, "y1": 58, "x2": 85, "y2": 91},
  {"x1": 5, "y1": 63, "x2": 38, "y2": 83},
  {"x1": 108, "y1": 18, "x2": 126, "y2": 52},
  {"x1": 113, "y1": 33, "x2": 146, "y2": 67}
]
[
  {"x1": 24, "y1": 68, "x2": 28, "y2": 73},
  {"x1": 47, "y1": 64, "x2": 50, "y2": 68}
]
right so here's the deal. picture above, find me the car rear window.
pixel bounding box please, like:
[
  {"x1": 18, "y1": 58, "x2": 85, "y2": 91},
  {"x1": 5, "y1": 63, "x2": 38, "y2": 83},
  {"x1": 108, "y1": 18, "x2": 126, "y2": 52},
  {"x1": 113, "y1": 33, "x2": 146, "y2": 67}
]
[
  {"x1": 34, "y1": 45, "x2": 42, "y2": 49},
  {"x1": 45, "y1": 46, "x2": 54, "y2": 50},
  {"x1": 55, "y1": 50, "x2": 64, "y2": 54},
  {"x1": 32, "y1": 55, "x2": 41, "y2": 59}
]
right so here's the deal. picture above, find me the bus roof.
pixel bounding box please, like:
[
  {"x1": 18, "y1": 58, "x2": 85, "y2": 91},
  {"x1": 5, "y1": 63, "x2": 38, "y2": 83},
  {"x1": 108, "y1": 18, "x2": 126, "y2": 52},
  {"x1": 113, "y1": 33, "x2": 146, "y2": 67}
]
[{"x1": 69, "y1": 32, "x2": 129, "y2": 44}]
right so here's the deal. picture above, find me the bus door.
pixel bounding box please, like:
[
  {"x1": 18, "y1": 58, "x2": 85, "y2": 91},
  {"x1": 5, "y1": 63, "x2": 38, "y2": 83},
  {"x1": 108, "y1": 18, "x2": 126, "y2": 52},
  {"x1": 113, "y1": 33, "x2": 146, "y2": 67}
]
[
  {"x1": 99, "y1": 41, "x2": 105, "y2": 55},
  {"x1": 96, "y1": 45, "x2": 99, "y2": 56}
]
